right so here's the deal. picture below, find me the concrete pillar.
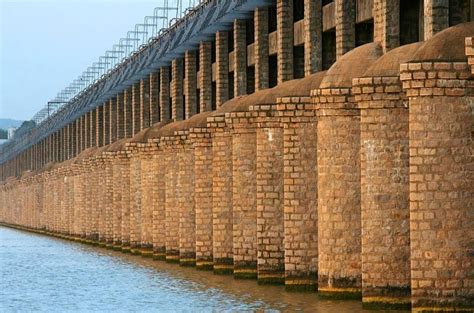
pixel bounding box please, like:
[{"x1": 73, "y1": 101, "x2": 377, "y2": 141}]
[
  {"x1": 109, "y1": 99, "x2": 117, "y2": 144},
  {"x1": 335, "y1": 0, "x2": 356, "y2": 59},
  {"x1": 124, "y1": 89, "x2": 133, "y2": 138},
  {"x1": 229, "y1": 114, "x2": 257, "y2": 279},
  {"x1": 277, "y1": 0, "x2": 294, "y2": 83},
  {"x1": 255, "y1": 8, "x2": 269, "y2": 91},
  {"x1": 199, "y1": 42, "x2": 213, "y2": 112},
  {"x1": 373, "y1": 0, "x2": 400, "y2": 52},
  {"x1": 234, "y1": 20, "x2": 247, "y2": 96},
  {"x1": 401, "y1": 61, "x2": 473, "y2": 310},
  {"x1": 279, "y1": 99, "x2": 318, "y2": 291},
  {"x1": 216, "y1": 31, "x2": 229, "y2": 107},
  {"x1": 190, "y1": 129, "x2": 213, "y2": 270},
  {"x1": 160, "y1": 66, "x2": 171, "y2": 121},
  {"x1": 140, "y1": 78, "x2": 150, "y2": 129},
  {"x1": 150, "y1": 72, "x2": 160, "y2": 124},
  {"x1": 353, "y1": 77, "x2": 410, "y2": 309},
  {"x1": 256, "y1": 110, "x2": 285, "y2": 284},
  {"x1": 177, "y1": 135, "x2": 196, "y2": 266},
  {"x1": 208, "y1": 115, "x2": 233, "y2": 274},
  {"x1": 116, "y1": 93, "x2": 125, "y2": 139},
  {"x1": 315, "y1": 87, "x2": 361, "y2": 299},
  {"x1": 305, "y1": 0, "x2": 322, "y2": 75},
  {"x1": 132, "y1": 83, "x2": 141, "y2": 135},
  {"x1": 184, "y1": 51, "x2": 197, "y2": 119},
  {"x1": 172, "y1": 58, "x2": 184, "y2": 121},
  {"x1": 424, "y1": 0, "x2": 449, "y2": 40}
]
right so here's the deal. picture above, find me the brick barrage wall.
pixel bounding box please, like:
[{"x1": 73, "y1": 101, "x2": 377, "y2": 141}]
[{"x1": 2, "y1": 33, "x2": 474, "y2": 313}]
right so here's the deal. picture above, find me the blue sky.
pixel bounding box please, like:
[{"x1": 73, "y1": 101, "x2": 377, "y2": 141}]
[{"x1": 0, "y1": 0, "x2": 163, "y2": 121}]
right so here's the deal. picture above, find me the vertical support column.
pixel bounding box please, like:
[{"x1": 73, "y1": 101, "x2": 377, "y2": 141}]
[
  {"x1": 256, "y1": 111, "x2": 285, "y2": 284},
  {"x1": 120, "y1": 155, "x2": 131, "y2": 251},
  {"x1": 132, "y1": 83, "x2": 141, "y2": 135},
  {"x1": 208, "y1": 116, "x2": 234, "y2": 274},
  {"x1": 401, "y1": 62, "x2": 473, "y2": 311},
  {"x1": 353, "y1": 77, "x2": 411, "y2": 309},
  {"x1": 315, "y1": 88, "x2": 361, "y2": 298},
  {"x1": 91, "y1": 109, "x2": 97, "y2": 147},
  {"x1": 280, "y1": 99, "x2": 318, "y2": 291},
  {"x1": 152, "y1": 144, "x2": 166, "y2": 260},
  {"x1": 335, "y1": 0, "x2": 356, "y2": 59},
  {"x1": 129, "y1": 147, "x2": 142, "y2": 254},
  {"x1": 69, "y1": 122, "x2": 74, "y2": 158},
  {"x1": 75, "y1": 119, "x2": 80, "y2": 155},
  {"x1": 96, "y1": 106, "x2": 104, "y2": 147},
  {"x1": 305, "y1": 0, "x2": 322, "y2": 75},
  {"x1": 124, "y1": 89, "x2": 133, "y2": 138},
  {"x1": 191, "y1": 130, "x2": 213, "y2": 270},
  {"x1": 103, "y1": 102, "x2": 110, "y2": 146},
  {"x1": 234, "y1": 20, "x2": 247, "y2": 97},
  {"x1": 216, "y1": 31, "x2": 229, "y2": 107},
  {"x1": 150, "y1": 72, "x2": 160, "y2": 124},
  {"x1": 163, "y1": 141, "x2": 180, "y2": 262},
  {"x1": 160, "y1": 66, "x2": 170, "y2": 121},
  {"x1": 277, "y1": 0, "x2": 294, "y2": 83},
  {"x1": 111, "y1": 153, "x2": 122, "y2": 248},
  {"x1": 104, "y1": 156, "x2": 114, "y2": 245},
  {"x1": 140, "y1": 150, "x2": 153, "y2": 255},
  {"x1": 85, "y1": 112, "x2": 90, "y2": 148},
  {"x1": 78, "y1": 116, "x2": 83, "y2": 154},
  {"x1": 230, "y1": 115, "x2": 257, "y2": 279},
  {"x1": 424, "y1": 0, "x2": 449, "y2": 40},
  {"x1": 199, "y1": 42, "x2": 212, "y2": 112},
  {"x1": 172, "y1": 58, "x2": 184, "y2": 121},
  {"x1": 140, "y1": 77, "x2": 150, "y2": 129},
  {"x1": 373, "y1": 0, "x2": 400, "y2": 52},
  {"x1": 117, "y1": 93, "x2": 125, "y2": 139},
  {"x1": 83, "y1": 114, "x2": 87, "y2": 151},
  {"x1": 177, "y1": 136, "x2": 196, "y2": 266},
  {"x1": 255, "y1": 8, "x2": 269, "y2": 91},
  {"x1": 185, "y1": 51, "x2": 197, "y2": 119},
  {"x1": 110, "y1": 98, "x2": 117, "y2": 144}
]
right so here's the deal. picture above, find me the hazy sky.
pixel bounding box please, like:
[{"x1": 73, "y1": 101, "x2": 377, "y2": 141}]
[{"x1": 0, "y1": 0, "x2": 163, "y2": 121}]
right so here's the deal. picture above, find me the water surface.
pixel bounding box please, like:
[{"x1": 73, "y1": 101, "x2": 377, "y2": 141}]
[{"x1": 0, "y1": 227, "x2": 406, "y2": 312}]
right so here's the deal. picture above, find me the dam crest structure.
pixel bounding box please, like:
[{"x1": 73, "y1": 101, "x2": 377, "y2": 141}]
[{"x1": 1, "y1": 0, "x2": 473, "y2": 311}]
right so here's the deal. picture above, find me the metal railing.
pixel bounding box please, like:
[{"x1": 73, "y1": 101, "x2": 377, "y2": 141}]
[{"x1": 31, "y1": 0, "x2": 202, "y2": 126}]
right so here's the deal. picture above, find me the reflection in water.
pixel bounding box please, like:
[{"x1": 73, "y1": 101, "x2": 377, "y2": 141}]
[{"x1": 0, "y1": 227, "x2": 406, "y2": 312}]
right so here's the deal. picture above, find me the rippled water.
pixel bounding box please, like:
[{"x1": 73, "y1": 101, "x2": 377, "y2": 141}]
[{"x1": 0, "y1": 227, "x2": 406, "y2": 312}]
